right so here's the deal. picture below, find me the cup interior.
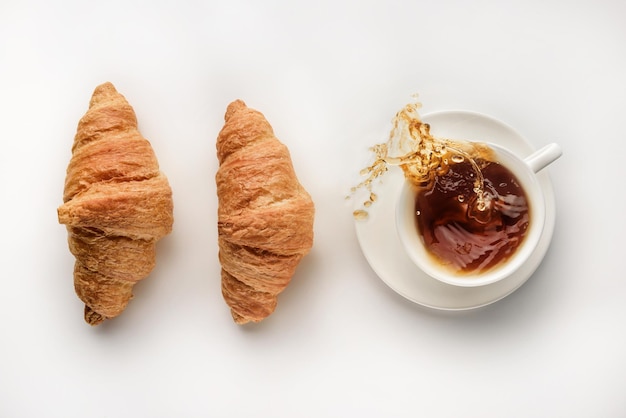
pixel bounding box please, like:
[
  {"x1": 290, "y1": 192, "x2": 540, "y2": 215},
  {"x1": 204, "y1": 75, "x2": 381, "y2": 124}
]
[{"x1": 396, "y1": 143, "x2": 546, "y2": 287}]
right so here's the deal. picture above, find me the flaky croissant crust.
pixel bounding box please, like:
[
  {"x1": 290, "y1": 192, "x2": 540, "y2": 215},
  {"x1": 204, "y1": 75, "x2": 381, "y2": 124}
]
[
  {"x1": 58, "y1": 82, "x2": 173, "y2": 325},
  {"x1": 216, "y1": 100, "x2": 314, "y2": 324}
]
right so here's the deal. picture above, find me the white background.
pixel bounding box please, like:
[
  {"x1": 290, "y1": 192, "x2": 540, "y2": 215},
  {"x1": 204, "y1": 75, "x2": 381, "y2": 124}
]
[{"x1": 1, "y1": 0, "x2": 625, "y2": 417}]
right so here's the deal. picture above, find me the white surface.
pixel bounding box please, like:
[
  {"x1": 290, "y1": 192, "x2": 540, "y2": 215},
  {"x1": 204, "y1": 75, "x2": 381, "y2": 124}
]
[
  {"x1": 1, "y1": 1, "x2": 625, "y2": 417},
  {"x1": 356, "y1": 111, "x2": 555, "y2": 305}
]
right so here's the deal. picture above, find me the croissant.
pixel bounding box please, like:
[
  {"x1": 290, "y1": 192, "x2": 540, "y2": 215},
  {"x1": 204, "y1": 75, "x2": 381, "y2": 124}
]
[
  {"x1": 57, "y1": 82, "x2": 174, "y2": 325},
  {"x1": 216, "y1": 100, "x2": 315, "y2": 324}
]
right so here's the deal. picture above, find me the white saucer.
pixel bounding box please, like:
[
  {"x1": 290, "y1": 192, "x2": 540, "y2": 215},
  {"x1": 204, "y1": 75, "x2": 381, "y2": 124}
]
[{"x1": 354, "y1": 110, "x2": 556, "y2": 310}]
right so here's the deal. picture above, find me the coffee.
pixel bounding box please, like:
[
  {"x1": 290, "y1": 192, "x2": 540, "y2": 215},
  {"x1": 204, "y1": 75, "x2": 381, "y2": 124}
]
[
  {"x1": 414, "y1": 157, "x2": 530, "y2": 274},
  {"x1": 351, "y1": 100, "x2": 530, "y2": 276}
]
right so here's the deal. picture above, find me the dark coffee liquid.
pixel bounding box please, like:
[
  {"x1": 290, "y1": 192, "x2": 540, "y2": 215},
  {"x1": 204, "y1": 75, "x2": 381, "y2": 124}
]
[{"x1": 415, "y1": 159, "x2": 530, "y2": 274}]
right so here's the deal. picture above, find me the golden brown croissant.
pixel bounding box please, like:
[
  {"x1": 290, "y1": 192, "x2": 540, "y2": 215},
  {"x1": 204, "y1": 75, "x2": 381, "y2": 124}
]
[
  {"x1": 216, "y1": 100, "x2": 315, "y2": 324},
  {"x1": 57, "y1": 82, "x2": 174, "y2": 325}
]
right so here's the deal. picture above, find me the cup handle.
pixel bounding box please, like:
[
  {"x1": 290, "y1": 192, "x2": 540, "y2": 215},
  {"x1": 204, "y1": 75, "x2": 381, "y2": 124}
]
[{"x1": 524, "y1": 143, "x2": 562, "y2": 173}]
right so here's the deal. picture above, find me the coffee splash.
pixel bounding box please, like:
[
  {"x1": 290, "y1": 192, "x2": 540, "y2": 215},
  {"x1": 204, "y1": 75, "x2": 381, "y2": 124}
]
[
  {"x1": 352, "y1": 99, "x2": 531, "y2": 276},
  {"x1": 351, "y1": 100, "x2": 494, "y2": 219}
]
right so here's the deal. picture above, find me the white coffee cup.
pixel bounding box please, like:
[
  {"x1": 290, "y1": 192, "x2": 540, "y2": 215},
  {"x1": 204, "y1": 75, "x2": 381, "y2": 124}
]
[{"x1": 396, "y1": 142, "x2": 561, "y2": 287}]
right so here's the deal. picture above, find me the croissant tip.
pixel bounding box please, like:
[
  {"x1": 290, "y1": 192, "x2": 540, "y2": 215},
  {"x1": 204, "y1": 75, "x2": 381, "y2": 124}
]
[
  {"x1": 232, "y1": 312, "x2": 250, "y2": 324},
  {"x1": 94, "y1": 81, "x2": 118, "y2": 94},
  {"x1": 89, "y1": 82, "x2": 122, "y2": 107},
  {"x1": 224, "y1": 99, "x2": 247, "y2": 120},
  {"x1": 84, "y1": 305, "x2": 106, "y2": 326}
]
